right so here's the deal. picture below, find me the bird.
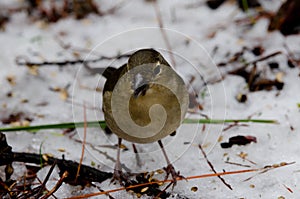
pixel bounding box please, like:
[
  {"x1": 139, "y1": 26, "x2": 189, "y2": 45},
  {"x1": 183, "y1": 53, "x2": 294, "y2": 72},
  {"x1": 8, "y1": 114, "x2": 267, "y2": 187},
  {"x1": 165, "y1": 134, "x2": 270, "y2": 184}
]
[{"x1": 102, "y1": 48, "x2": 189, "y2": 185}]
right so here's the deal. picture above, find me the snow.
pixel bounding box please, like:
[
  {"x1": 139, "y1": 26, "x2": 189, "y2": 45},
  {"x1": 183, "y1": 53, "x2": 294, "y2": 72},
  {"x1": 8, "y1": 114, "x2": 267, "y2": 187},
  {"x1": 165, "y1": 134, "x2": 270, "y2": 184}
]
[{"x1": 0, "y1": 0, "x2": 299, "y2": 198}]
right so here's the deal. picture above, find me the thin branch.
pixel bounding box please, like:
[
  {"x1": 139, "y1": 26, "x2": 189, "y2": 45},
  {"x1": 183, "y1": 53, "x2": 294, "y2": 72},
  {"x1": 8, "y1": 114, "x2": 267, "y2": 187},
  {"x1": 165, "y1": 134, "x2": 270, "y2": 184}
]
[
  {"x1": 40, "y1": 171, "x2": 69, "y2": 199},
  {"x1": 229, "y1": 51, "x2": 282, "y2": 74},
  {"x1": 15, "y1": 53, "x2": 131, "y2": 67},
  {"x1": 224, "y1": 161, "x2": 251, "y2": 168},
  {"x1": 153, "y1": 1, "x2": 176, "y2": 67},
  {"x1": 75, "y1": 102, "x2": 87, "y2": 182},
  {"x1": 37, "y1": 162, "x2": 57, "y2": 197},
  {"x1": 236, "y1": 154, "x2": 257, "y2": 165},
  {"x1": 223, "y1": 123, "x2": 249, "y2": 132},
  {"x1": 243, "y1": 162, "x2": 295, "y2": 181},
  {"x1": 154, "y1": 182, "x2": 173, "y2": 199},
  {"x1": 0, "y1": 150, "x2": 112, "y2": 185},
  {"x1": 199, "y1": 145, "x2": 232, "y2": 190}
]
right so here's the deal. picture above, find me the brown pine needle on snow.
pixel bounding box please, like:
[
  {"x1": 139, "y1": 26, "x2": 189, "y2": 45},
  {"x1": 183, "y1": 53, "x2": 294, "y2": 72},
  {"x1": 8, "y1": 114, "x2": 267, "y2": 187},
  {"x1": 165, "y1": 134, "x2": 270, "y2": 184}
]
[{"x1": 65, "y1": 161, "x2": 294, "y2": 199}]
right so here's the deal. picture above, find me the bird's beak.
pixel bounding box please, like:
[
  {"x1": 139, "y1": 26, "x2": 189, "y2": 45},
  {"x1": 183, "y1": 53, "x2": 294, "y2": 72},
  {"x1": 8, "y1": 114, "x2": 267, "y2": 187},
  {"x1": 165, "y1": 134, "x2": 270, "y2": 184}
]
[
  {"x1": 133, "y1": 73, "x2": 151, "y2": 98},
  {"x1": 133, "y1": 83, "x2": 150, "y2": 98}
]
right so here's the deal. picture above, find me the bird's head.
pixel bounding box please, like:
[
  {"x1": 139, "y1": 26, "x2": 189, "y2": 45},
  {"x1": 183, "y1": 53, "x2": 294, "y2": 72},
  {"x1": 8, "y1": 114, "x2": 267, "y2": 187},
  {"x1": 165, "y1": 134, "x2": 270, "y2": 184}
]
[
  {"x1": 127, "y1": 48, "x2": 169, "y2": 69},
  {"x1": 127, "y1": 49, "x2": 170, "y2": 98}
]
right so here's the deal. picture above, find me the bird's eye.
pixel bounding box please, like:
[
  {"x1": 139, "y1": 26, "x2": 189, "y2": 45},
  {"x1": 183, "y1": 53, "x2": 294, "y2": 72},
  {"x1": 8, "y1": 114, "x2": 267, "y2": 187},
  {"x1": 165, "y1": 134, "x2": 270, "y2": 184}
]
[{"x1": 153, "y1": 65, "x2": 161, "y2": 75}]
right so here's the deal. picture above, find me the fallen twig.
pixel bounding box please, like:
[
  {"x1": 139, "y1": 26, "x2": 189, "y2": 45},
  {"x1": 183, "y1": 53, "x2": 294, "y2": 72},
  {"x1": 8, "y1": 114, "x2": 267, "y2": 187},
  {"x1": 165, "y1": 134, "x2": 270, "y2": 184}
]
[
  {"x1": 153, "y1": 1, "x2": 176, "y2": 67},
  {"x1": 40, "y1": 171, "x2": 69, "y2": 199},
  {"x1": 75, "y1": 103, "x2": 87, "y2": 183},
  {"x1": 199, "y1": 145, "x2": 232, "y2": 190},
  {"x1": 64, "y1": 161, "x2": 294, "y2": 199},
  {"x1": 229, "y1": 51, "x2": 282, "y2": 74},
  {"x1": 15, "y1": 53, "x2": 131, "y2": 67},
  {"x1": 0, "y1": 131, "x2": 112, "y2": 186}
]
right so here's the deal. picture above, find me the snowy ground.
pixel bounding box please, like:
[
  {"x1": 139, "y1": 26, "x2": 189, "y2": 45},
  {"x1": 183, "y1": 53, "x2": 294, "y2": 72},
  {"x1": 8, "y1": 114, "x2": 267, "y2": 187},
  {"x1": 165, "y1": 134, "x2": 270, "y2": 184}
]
[{"x1": 1, "y1": 0, "x2": 300, "y2": 198}]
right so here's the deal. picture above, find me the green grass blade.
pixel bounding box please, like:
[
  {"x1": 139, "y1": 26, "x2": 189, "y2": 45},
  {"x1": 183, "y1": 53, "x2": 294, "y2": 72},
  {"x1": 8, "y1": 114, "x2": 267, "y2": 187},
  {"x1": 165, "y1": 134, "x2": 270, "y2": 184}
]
[
  {"x1": 0, "y1": 121, "x2": 106, "y2": 132},
  {"x1": 183, "y1": 118, "x2": 278, "y2": 124},
  {"x1": 0, "y1": 119, "x2": 277, "y2": 132}
]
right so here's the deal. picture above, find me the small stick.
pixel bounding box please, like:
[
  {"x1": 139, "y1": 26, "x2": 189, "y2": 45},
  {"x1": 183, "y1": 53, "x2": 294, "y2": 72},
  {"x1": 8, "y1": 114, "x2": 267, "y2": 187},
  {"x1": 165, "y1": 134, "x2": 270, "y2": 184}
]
[
  {"x1": 283, "y1": 184, "x2": 293, "y2": 193},
  {"x1": 229, "y1": 51, "x2": 282, "y2": 74},
  {"x1": 154, "y1": 182, "x2": 173, "y2": 199},
  {"x1": 75, "y1": 102, "x2": 87, "y2": 183},
  {"x1": 40, "y1": 171, "x2": 69, "y2": 199},
  {"x1": 153, "y1": 1, "x2": 176, "y2": 67},
  {"x1": 224, "y1": 161, "x2": 251, "y2": 168},
  {"x1": 236, "y1": 154, "x2": 257, "y2": 165},
  {"x1": 37, "y1": 162, "x2": 57, "y2": 197},
  {"x1": 15, "y1": 53, "x2": 131, "y2": 67},
  {"x1": 223, "y1": 123, "x2": 249, "y2": 132},
  {"x1": 199, "y1": 145, "x2": 232, "y2": 190}
]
